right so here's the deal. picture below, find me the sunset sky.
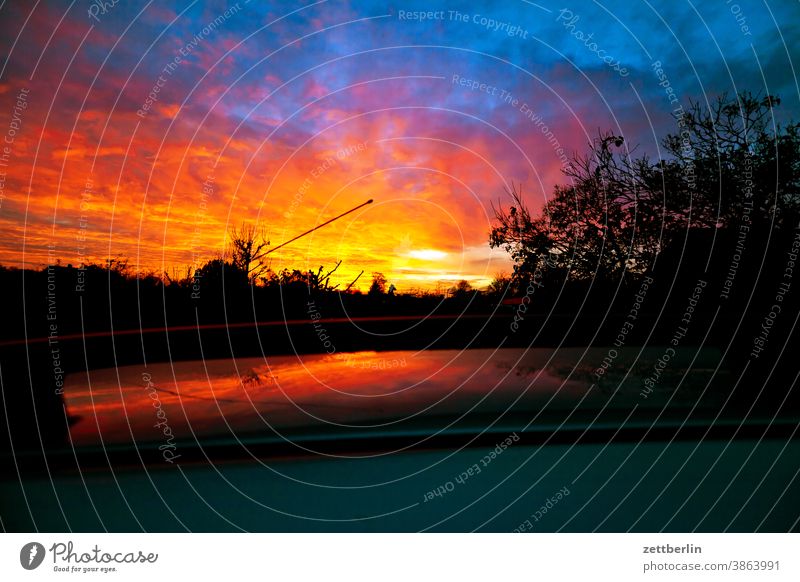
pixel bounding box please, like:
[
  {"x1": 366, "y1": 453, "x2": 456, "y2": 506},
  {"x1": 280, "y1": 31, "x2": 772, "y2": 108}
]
[{"x1": 0, "y1": 0, "x2": 798, "y2": 291}]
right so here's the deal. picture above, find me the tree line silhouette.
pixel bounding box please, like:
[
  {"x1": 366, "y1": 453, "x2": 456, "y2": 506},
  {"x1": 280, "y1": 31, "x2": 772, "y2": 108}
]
[{"x1": 1, "y1": 92, "x2": 797, "y2": 352}]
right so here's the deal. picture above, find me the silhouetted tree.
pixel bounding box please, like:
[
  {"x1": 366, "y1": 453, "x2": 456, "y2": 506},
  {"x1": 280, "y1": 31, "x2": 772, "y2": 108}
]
[
  {"x1": 228, "y1": 222, "x2": 271, "y2": 283},
  {"x1": 449, "y1": 279, "x2": 473, "y2": 298},
  {"x1": 663, "y1": 92, "x2": 800, "y2": 229},
  {"x1": 487, "y1": 272, "x2": 512, "y2": 296},
  {"x1": 369, "y1": 272, "x2": 387, "y2": 296},
  {"x1": 196, "y1": 257, "x2": 246, "y2": 289},
  {"x1": 490, "y1": 92, "x2": 800, "y2": 284}
]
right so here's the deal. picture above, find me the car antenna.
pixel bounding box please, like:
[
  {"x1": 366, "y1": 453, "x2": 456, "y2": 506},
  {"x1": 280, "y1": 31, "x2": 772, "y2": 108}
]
[{"x1": 264, "y1": 199, "x2": 373, "y2": 256}]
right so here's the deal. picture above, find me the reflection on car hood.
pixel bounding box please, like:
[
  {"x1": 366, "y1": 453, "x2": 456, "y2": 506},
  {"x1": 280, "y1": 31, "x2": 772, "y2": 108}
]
[{"x1": 64, "y1": 347, "x2": 728, "y2": 446}]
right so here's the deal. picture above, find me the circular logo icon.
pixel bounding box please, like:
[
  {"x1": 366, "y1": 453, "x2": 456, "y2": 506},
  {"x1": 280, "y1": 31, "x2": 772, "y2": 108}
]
[{"x1": 20, "y1": 542, "x2": 46, "y2": 570}]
